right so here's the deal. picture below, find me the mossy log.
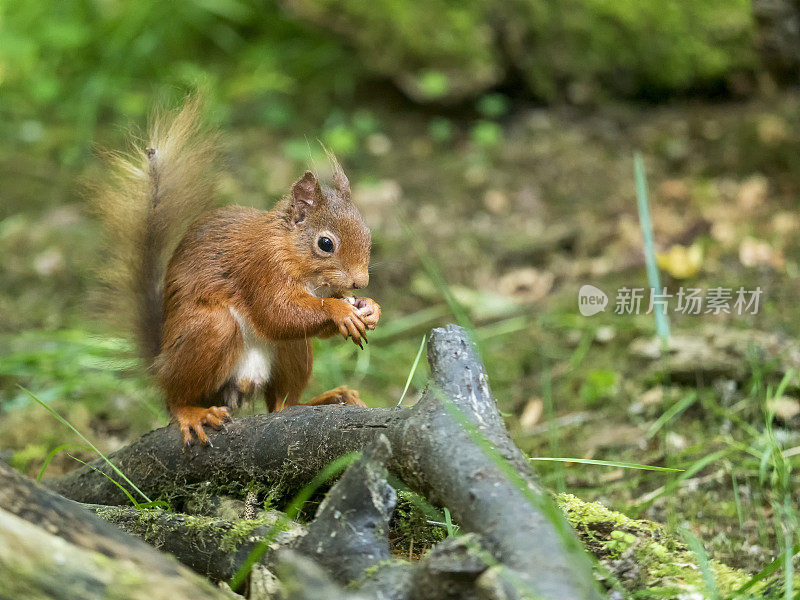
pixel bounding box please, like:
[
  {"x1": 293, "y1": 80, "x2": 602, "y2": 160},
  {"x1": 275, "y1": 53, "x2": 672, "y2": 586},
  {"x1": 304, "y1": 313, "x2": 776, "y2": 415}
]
[
  {"x1": 45, "y1": 325, "x2": 601, "y2": 600},
  {"x1": 0, "y1": 509, "x2": 236, "y2": 600},
  {"x1": 0, "y1": 461, "x2": 232, "y2": 600},
  {"x1": 86, "y1": 503, "x2": 304, "y2": 583}
]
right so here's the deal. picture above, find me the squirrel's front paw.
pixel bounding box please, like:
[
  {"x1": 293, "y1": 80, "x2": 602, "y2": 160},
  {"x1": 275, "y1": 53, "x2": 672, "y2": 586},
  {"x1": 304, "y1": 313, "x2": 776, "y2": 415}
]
[
  {"x1": 324, "y1": 298, "x2": 367, "y2": 348},
  {"x1": 353, "y1": 297, "x2": 380, "y2": 330}
]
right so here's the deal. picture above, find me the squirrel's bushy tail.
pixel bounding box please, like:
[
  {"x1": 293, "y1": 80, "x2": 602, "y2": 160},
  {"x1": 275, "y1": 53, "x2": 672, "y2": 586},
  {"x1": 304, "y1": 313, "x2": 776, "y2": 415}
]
[{"x1": 91, "y1": 97, "x2": 219, "y2": 365}]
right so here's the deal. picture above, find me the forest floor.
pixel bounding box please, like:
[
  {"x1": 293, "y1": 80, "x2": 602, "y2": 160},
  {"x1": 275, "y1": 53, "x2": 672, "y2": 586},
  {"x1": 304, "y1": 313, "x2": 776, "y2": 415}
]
[{"x1": 2, "y1": 90, "x2": 800, "y2": 583}]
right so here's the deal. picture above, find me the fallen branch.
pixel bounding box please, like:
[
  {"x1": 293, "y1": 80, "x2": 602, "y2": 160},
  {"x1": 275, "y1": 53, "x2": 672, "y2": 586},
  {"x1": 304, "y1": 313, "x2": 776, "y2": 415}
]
[{"x1": 45, "y1": 325, "x2": 602, "y2": 599}]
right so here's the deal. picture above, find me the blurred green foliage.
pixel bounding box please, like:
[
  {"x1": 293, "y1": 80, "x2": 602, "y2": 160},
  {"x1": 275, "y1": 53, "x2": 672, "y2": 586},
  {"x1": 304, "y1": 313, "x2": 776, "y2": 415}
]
[
  {"x1": 285, "y1": 0, "x2": 502, "y2": 101},
  {"x1": 0, "y1": 0, "x2": 359, "y2": 159},
  {"x1": 1, "y1": 0, "x2": 756, "y2": 160},
  {"x1": 0, "y1": 329, "x2": 162, "y2": 470},
  {"x1": 287, "y1": 0, "x2": 756, "y2": 102},
  {"x1": 507, "y1": 0, "x2": 756, "y2": 100}
]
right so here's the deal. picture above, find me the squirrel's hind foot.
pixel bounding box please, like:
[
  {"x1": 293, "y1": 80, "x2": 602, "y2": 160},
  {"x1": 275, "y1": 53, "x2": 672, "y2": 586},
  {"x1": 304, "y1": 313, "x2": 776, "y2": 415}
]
[
  {"x1": 304, "y1": 385, "x2": 366, "y2": 407},
  {"x1": 172, "y1": 405, "x2": 231, "y2": 445}
]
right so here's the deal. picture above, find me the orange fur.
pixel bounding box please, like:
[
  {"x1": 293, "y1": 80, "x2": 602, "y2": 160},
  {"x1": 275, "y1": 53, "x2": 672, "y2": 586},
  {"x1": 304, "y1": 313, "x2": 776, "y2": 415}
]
[{"x1": 93, "y1": 98, "x2": 380, "y2": 444}]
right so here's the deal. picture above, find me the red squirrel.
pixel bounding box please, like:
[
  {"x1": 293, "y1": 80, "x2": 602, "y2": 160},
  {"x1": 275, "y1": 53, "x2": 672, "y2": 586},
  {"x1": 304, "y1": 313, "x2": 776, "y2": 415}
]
[{"x1": 92, "y1": 98, "x2": 380, "y2": 444}]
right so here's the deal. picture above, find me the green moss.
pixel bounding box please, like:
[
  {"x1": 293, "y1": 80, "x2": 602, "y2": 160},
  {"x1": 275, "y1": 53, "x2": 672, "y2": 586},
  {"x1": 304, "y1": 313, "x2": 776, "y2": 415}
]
[
  {"x1": 508, "y1": 0, "x2": 755, "y2": 100},
  {"x1": 96, "y1": 504, "x2": 292, "y2": 557},
  {"x1": 557, "y1": 492, "x2": 663, "y2": 546},
  {"x1": 556, "y1": 494, "x2": 762, "y2": 597},
  {"x1": 286, "y1": 0, "x2": 501, "y2": 102},
  {"x1": 606, "y1": 530, "x2": 637, "y2": 557},
  {"x1": 154, "y1": 478, "x2": 277, "y2": 514},
  {"x1": 390, "y1": 490, "x2": 447, "y2": 552},
  {"x1": 359, "y1": 558, "x2": 406, "y2": 580},
  {"x1": 219, "y1": 513, "x2": 281, "y2": 553}
]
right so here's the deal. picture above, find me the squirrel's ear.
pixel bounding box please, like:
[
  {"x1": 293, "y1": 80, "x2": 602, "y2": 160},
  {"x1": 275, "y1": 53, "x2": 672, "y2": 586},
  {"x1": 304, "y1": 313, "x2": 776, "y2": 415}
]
[{"x1": 290, "y1": 171, "x2": 320, "y2": 226}]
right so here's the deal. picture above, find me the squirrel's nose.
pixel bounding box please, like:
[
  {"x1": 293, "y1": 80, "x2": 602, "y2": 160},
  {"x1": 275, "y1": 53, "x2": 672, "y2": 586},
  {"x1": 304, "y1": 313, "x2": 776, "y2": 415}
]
[{"x1": 352, "y1": 272, "x2": 369, "y2": 289}]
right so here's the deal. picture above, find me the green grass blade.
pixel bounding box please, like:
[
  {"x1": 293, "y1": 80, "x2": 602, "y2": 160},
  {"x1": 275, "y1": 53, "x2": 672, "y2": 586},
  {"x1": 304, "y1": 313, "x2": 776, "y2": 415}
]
[
  {"x1": 284, "y1": 452, "x2": 363, "y2": 519},
  {"x1": 679, "y1": 526, "x2": 719, "y2": 600},
  {"x1": 430, "y1": 386, "x2": 590, "y2": 561},
  {"x1": 634, "y1": 152, "x2": 670, "y2": 344},
  {"x1": 541, "y1": 356, "x2": 565, "y2": 494},
  {"x1": 229, "y1": 451, "x2": 362, "y2": 590},
  {"x1": 229, "y1": 518, "x2": 287, "y2": 591},
  {"x1": 730, "y1": 542, "x2": 800, "y2": 597},
  {"x1": 371, "y1": 305, "x2": 450, "y2": 340},
  {"x1": 731, "y1": 471, "x2": 744, "y2": 531},
  {"x1": 646, "y1": 392, "x2": 698, "y2": 439},
  {"x1": 68, "y1": 454, "x2": 140, "y2": 507},
  {"x1": 37, "y1": 443, "x2": 92, "y2": 482},
  {"x1": 443, "y1": 507, "x2": 458, "y2": 537},
  {"x1": 475, "y1": 316, "x2": 530, "y2": 341},
  {"x1": 528, "y1": 457, "x2": 682, "y2": 472},
  {"x1": 398, "y1": 335, "x2": 426, "y2": 406},
  {"x1": 21, "y1": 385, "x2": 152, "y2": 503},
  {"x1": 774, "y1": 369, "x2": 796, "y2": 402},
  {"x1": 783, "y1": 506, "x2": 794, "y2": 600}
]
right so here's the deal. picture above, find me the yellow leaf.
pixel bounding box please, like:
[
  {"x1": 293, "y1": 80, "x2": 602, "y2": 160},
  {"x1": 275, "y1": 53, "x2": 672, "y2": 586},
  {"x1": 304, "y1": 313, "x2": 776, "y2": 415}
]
[{"x1": 656, "y1": 244, "x2": 702, "y2": 279}]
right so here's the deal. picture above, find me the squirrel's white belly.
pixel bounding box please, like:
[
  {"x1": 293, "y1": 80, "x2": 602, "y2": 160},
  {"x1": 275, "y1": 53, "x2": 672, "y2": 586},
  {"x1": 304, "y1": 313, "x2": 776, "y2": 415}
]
[{"x1": 229, "y1": 307, "x2": 274, "y2": 388}]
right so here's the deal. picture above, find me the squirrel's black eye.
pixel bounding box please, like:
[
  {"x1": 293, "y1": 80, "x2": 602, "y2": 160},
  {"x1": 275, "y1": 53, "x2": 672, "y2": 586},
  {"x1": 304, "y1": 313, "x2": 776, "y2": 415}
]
[{"x1": 317, "y1": 236, "x2": 335, "y2": 253}]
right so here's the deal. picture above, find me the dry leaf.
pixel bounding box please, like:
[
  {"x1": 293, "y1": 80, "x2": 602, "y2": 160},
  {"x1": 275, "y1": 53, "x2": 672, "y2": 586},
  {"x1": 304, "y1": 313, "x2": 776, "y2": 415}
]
[
  {"x1": 519, "y1": 398, "x2": 544, "y2": 433},
  {"x1": 757, "y1": 115, "x2": 789, "y2": 146},
  {"x1": 483, "y1": 189, "x2": 509, "y2": 214},
  {"x1": 498, "y1": 268, "x2": 554, "y2": 303},
  {"x1": 640, "y1": 387, "x2": 664, "y2": 407},
  {"x1": 767, "y1": 396, "x2": 800, "y2": 421},
  {"x1": 772, "y1": 212, "x2": 800, "y2": 236},
  {"x1": 710, "y1": 221, "x2": 738, "y2": 248},
  {"x1": 658, "y1": 179, "x2": 690, "y2": 202},
  {"x1": 739, "y1": 237, "x2": 784, "y2": 269},
  {"x1": 737, "y1": 175, "x2": 768, "y2": 210}
]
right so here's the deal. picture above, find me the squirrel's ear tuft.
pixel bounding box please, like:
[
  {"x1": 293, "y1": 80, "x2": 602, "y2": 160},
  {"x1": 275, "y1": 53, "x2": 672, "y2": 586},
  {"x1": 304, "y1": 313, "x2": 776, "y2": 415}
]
[
  {"x1": 290, "y1": 171, "x2": 320, "y2": 226},
  {"x1": 324, "y1": 148, "x2": 350, "y2": 198}
]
